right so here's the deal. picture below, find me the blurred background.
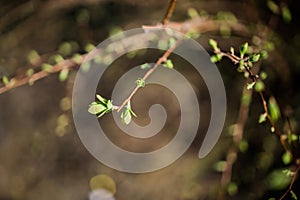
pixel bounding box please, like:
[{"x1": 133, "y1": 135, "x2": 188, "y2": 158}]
[{"x1": 1, "y1": 0, "x2": 300, "y2": 199}]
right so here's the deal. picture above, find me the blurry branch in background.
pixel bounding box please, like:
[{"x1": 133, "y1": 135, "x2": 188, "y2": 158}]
[
  {"x1": 162, "y1": 0, "x2": 177, "y2": 25},
  {"x1": 208, "y1": 3, "x2": 299, "y2": 197},
  {"x1": 0, "y1": 0, "x2": 299, "y2": 198},
  {"x1": 0, "y1": 16, "x2": 250, "y2": 95}
]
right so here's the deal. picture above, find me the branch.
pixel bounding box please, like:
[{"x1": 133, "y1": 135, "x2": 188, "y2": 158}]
[
  {"x1": 116, "y1": 35, "x2": 183, "y2": 112},
  {"x1": 162, "y1": 0, "x2": 177, "y2": 25}
]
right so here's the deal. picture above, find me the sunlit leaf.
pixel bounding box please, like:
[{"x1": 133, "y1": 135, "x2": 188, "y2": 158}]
[
  {"x1": 267, "y1": 169, "x2": 292, "y2": 190},
  {"x1": 259, "y1": 113, "x2": 267, "y2": 123},
  {"x1": 164, "y1": 59, "x2": 174, "y2": 69},
  {"x1": 240, "y1": 42, "x2": 248, "y2": 57},
  {"x1": 209, "y1": 39, "x2": 218, "y2": 50},
  {"x1": 121, "y1": 109, "x2": 131, "y2": 125},
  {"x1": 59, "y1": 68, "x2": 69, "y2": 82},
  {"x1": 282, "y1": 151, "x2": 293, "y2": 165},
  {"x1": 88, "y1": 103, "x2": 106, "y2": 115},
  {"x1": 254, "y1": 80, "x2": 265, "y2": 92},
  {"x1": 268, "y1": 96, "x2": 281, "y2": 122},
  {"x1": 281, "y1": 5, "x2": 292, "y2": 23}
]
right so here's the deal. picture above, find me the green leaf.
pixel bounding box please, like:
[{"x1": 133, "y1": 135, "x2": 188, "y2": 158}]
[
  {"x1": 238, "y1": 139, "x2": 248, "y2": 153},
  {"x1": 249, "y1": 54, "x2": 260, "y2": 62},
  {"x1": 259, "y1": 71, "x2": 268, "y2": 80},
  {"x1": 72, "y1": 54, "x2": 82, "y2": 64},
  {"x1": 267, "y1": 169, "x2": 292, "y2": 190},
  {"x1": 267, "y1": 0, "x2": 280, "y2": 14},
  {"x1": 121, "y1": 101, "x2": 136, "y2": 124},
  {"x1": 187, "y1": 8, "x2": 199, "y2": 18},
  {"x1": 129, "y1": 108, "x2": 137, "y2": 117},
  {"x1": 281, "y1": 5, "x2": 292, "y2": 23},
  {"x1": 282, "y1": 169, "x2": 293, "y2": 177},
  {"x1": 164, "y1": 59, "x2": 174, "y2": 69},
  {"x1": 290, "y1": 190, "x2": 298, "y2": 200},
  {"x1": 121, "y1": 108, "x2": 132, "y2": 125},
  {"x1": 268, "y1": 97, "x2": 281, "y2": 122},
  {"x1": 227, "y1": 182, "x2": 238, "y2": 196},
  {"x1": 41, "y1": 63, "x2": 53, "y2": 72},
  {"x1": 85, "y1": 43, "x2": 95, "y2": 53},
  {"x1": 282, "y1": 151, "x2": 292, "y2": 165},
  {"x1": 254, "y1": 80, "x2": 265, "y2": 92},
  {"x1": 260, "y1": 50, "x2": 268, "y2": 59},
  {"x1": 246, "y1": 82, "x2": 256, "y2": 90},
  {"x1": 27, "y1": 50, "x2": 40, "y2": 65},
  {"x1": 230, "y1": 47, "x2": 235, "y2": 55},
  {"x1": 288, "y1": 134, "x2": 298, "y2": 143},
  {"x1": 26, "y1": 68, "x2": 34, "y2": 77},
  {"x1": 240, "y1": 42, "x2": 248, "y2": 57},
  {"x1": 168, "y1": 37, "x2": 176, "y2": 47},
  {"x1": 58, "y1": 42, "x2": 72, "y2": 56},
  {"x1": 259, "y1": 113, "x2": 267, "y2": 123},
  {"x1": 96, "y1": 94, "x2": 108, "y2": 104},
  {"x1": 59, "y1": 68, "x2": 69, "y2": 82},
  {"x1": 53, "y1": 54, "x2": 64, "y2": 64},
  {"x1": 210, "y1": 55, "x2": 218, "y2": 63},
  {"x1": 271, "y1": 126, "x2": 275, "y2": 133},
  {"x1": 209, "y1": 39, "x2": 218, "y2": 51},
  {"x1": 107, "y1": 100, "x2": 113, "y2": 111},
  {"x1": 2, "y1": 76, "x2": 9, "y2": 85},
  {"x1": 88, "y1": 103, "x2": 106, "y2": 115},
  {"x1": 140, "y1": 63, "x2": 151, "y2": 69},
  {"x1": 237, "y1": 60, "x2": 245, "y2": 72},
  {"x1": 81, "y1": 62, "x2": 91, "y2": 73},
  {"x1": 136, "y1": 78, "x2": 145, "y2": 87},
  {"x1": 213, "y1": 161, "x2": 226, "y2": 172}
]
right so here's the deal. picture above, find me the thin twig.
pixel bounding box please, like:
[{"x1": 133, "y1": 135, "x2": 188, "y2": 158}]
[
  {"x1": 216, "y1": 49, "x2": 282, "y2": 137},
  {"x1": 116, "y1": 36, "x2": 183, "y2": 112},
  {"x1": 0, "y1": 55, "x2": 86, "y2": 94},
  {"x1": 162, "y1": 0, "x2": 177, "y2": 25},
  {"x1": 279, "y1": 165, "x2": 300, "y2": 200}
]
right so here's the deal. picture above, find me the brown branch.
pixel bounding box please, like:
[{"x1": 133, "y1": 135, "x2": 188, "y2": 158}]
[
  {"x1": 279, "y1": 165, "x2": 300, "y2": 200},
  {"x1": 162, "y1": 0, "x2": 177, "y2": 25},
  {"x1": 116, "y1": 35, "x2": 183, "y2": 112},
  {"x1": 218, "y1": 70, "x2": 256, "y2": 200},
  {"x1": 0, "y1": 55, "x2": 86, "y2": 94}
]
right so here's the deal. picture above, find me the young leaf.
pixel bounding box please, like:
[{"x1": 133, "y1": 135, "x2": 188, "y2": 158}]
[
  {"x1": 254, "y1": 80, "x2": 265, "y2": 92},
  {"x1": 282, "y1": 151, "x2": 292, "y2": 165},
  {"x1": 249, "y1": 54, "x2": 260, "y2": 62},
  {"x1": 121, "y1": 108, "x2": 131, "y2": 125},
  {"x1": 209, "y1": 39, "x2": 218, "y2": 51},
  {"x1": 164, "y1": 59, "x2": 174, "y2": 69},
  {"x1": 2, "y1": 76, "x2": 10, "y2": 85},
  {"x1": 136, "y1": 78, "x2": 145, "y2": 88},
  {"x1": 267, "y1": 0, "x2": 280, "y2": 14},
  {"x1": 240, "y1": 42, "x2": 248, "y2": 57},
  {"x1": 41, "y1": 63, "x2": 53, "y2": 72},
  {"x1": 96, "y1": 94, "x2": 107, "y2": 104},
  {"x1": 281, "y1": 5, "x2": 292, "y2": 23},
  {"x1": 230, "y1": 47, "x2": 235, "y2": 55},
  {"x1": 246, "y1": 82, "x2": 256, "y2": 90},
  {"x1": 268, "y1": 96, "x2": 281, "y2": 122},
  {"x1": 140, "y1": 63, "x2": 151, "y2": 69},
  {"x1": 88, "y1": 103, "x2": 106, "y2": 115},
  {"x1": 259, "y1": 113, "x2": 267, "y2": 123},
  {"x1": 290, "y1": 190, "x2": 298, "y2": 200},
  {"x1": 59, "y1": 68, "x2": 69, "y2": 82},
  {"x1": 107, "y1": 100, "x2": 113, "y2": 111}
]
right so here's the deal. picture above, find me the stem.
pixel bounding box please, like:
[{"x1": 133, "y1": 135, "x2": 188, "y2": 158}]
[
  {"x1": 279, "y1": 166, "x2": 300, "y2": 200},
  {"x1": 162, "y1": 0, "x2": 177, "y2": 25},
  {"x1": 116, "y1": 37, "x2": 183, "y2": 112}
]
